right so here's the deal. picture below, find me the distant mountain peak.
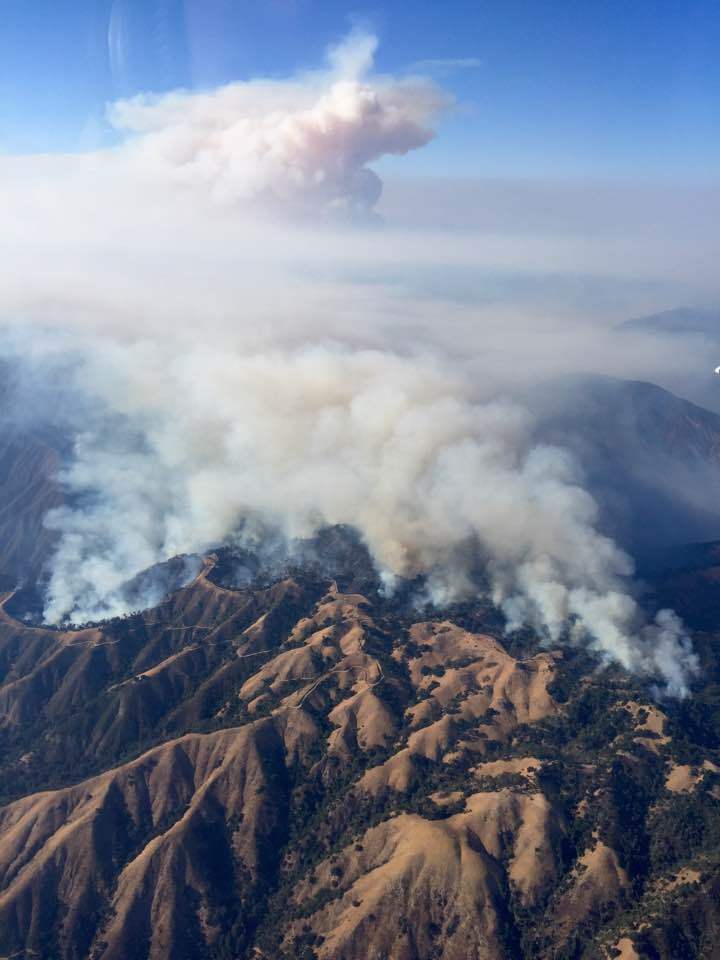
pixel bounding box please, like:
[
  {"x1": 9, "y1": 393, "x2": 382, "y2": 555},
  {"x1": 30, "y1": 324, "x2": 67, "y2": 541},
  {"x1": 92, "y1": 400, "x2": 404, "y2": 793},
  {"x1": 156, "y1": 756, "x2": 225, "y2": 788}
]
[{"x1": 620, "y1": 306, "x2": 720, "y2": 337}]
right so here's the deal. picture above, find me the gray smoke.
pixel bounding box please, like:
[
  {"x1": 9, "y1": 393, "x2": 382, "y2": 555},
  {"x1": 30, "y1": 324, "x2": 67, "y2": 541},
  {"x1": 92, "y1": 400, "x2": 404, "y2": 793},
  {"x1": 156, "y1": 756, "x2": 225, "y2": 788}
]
[{"x1": 0, "y1": 32, "x2": 709, "y2": 696}]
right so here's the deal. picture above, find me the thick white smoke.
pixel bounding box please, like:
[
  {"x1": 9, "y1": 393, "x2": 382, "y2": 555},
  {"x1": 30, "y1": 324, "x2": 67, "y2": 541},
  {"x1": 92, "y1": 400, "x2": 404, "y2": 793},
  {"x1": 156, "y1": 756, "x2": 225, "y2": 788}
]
[
  {"x1": 36, "y1": 341, "x2": 697, "y2": 696},
  {"x1": 0, "y1": 33, "x2": 703, "y2": 696},
  {"x1": 110, "y1": 30, "x2": 443, "y2": 214}
]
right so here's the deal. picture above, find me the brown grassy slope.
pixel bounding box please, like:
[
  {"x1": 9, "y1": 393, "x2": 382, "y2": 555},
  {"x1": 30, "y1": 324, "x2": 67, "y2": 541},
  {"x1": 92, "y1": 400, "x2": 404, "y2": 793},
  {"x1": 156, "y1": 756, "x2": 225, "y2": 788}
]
[
  {"x1": 0, "y1": 567, "x2": 719, "y2": 959},
  {"x1": 0, "y1": 565, "x2": 321, "y2": 802}
]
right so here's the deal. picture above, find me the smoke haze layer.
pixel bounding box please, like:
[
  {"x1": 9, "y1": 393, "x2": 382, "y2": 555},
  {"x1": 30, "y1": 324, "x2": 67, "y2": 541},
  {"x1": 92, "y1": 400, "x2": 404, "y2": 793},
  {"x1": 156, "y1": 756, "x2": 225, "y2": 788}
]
[{"x1": 0, "y1": 33, "x2": 712, "y2": 695}]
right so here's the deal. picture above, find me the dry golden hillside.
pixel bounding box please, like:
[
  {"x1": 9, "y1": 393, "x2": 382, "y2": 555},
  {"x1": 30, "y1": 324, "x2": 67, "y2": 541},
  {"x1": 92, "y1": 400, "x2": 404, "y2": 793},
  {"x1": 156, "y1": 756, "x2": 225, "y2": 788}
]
[{"x1": 0, "y1": 538, "x2": 719, "y2": 959}]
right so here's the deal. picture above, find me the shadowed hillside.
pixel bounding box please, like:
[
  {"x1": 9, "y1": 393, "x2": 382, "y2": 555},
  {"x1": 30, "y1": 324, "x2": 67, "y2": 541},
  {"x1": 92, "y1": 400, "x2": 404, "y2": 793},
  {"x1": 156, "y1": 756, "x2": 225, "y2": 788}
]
[
  {"x1": 529, "y1": 377, "x2": 720, "y2": 552},
  {"x1": 0, "y1": 432, "x2": 63, "y2": 587}
]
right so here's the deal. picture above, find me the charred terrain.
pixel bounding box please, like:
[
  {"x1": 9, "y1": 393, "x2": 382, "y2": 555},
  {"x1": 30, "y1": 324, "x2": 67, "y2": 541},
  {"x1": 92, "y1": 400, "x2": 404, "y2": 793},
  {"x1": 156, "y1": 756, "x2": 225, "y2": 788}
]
[{"x1": 0, "y1": 383, "x2": 719, "y2": 960}]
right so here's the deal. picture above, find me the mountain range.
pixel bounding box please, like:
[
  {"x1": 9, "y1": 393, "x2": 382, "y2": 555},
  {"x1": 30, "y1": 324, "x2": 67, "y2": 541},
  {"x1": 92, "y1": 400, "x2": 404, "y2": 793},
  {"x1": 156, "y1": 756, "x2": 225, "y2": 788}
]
[{"x1": 0, "y1": 376, "x2": 719, "y2": 959}]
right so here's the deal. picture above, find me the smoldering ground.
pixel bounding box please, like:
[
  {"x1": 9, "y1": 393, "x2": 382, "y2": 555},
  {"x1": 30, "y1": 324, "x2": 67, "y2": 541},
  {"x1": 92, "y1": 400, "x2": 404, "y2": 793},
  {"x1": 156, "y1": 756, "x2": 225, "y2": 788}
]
[{"x1": 1, "y1": 32, "x2": 717, "y2": 695}]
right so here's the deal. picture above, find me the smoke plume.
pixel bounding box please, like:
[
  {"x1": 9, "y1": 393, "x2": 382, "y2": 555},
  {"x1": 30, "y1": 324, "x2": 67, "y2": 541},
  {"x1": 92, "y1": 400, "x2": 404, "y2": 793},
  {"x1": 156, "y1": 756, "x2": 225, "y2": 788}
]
[
  {"x1": 110, "y1": 30, "x2": 444, "y2": 215},
  {"x1": 0, "y1": 32, "x2": 706, "y2": 696}
]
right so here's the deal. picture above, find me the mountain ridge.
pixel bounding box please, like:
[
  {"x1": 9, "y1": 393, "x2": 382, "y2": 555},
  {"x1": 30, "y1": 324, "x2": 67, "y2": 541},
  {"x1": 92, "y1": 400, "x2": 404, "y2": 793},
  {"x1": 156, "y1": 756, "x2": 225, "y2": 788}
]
[
  {"x1": 0, "y1": 376, "x2": 720, "y2": 958},
  {"x1": 0, "y1": 545, "x2": 718, "y2": 958}
]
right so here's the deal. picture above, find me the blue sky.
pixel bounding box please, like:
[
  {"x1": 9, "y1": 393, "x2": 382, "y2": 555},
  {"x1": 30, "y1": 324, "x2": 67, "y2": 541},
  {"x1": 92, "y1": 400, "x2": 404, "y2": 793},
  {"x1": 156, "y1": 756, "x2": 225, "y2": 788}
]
[{"x1": 1, "y1": 0, "x2": 718, "y2": 178}]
